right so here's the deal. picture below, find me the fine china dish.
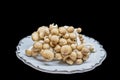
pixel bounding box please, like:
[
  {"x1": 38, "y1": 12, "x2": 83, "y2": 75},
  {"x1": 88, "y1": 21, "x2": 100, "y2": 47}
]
[{"x1": 16, "y1": 35, "x2": 106, "y2": 74}]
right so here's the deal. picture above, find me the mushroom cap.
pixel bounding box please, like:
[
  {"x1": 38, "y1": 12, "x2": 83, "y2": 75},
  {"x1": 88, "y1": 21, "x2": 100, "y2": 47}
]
[{"x1": 61, "y1": 45, "x2": 72, "y2": 55}]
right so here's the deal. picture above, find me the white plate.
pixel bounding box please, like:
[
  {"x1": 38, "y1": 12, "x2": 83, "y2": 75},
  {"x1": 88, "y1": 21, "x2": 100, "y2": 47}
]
[{"x1": 16, "y1": 35, "x2": 107, "y2": 74}]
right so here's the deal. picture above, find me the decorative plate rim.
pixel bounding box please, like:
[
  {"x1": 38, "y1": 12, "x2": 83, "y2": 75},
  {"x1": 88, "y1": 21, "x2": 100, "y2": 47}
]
[{"x1": 16, "y1": 35, "x2": 107, "y2": 74}]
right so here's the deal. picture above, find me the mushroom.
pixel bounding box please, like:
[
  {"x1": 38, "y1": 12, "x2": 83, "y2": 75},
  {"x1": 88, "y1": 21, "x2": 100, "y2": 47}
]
[
  {"x1": 61, "y1": 45, "x2": 72, "y2": 55},
  {"x1": 67, "y1": 26, "x2": 74, "y2": 33},
  {"x1": 55, "y1": 53, "x2": 62, "y2": 60},
  {"x1": 63, "y1": 33, "x2": 69, "y2": 39},
  {"x1": 81, "y1": 47, "x2": 90, "y2": 55},
  {"x1": 54, "y1": 45, "x2": 61, "y2": 53},
  {"x1": 31, "y1": 32, "x2": 39, "y2": 41},
  {"x1": 59, "y1": 38, "x2": 67, "y2": 46},
  {"x1": 77, "y1": 28, "x2": 82, "y2": 33},
  {"x1": 59, "y1": 27, "x2": 66, "y2": 34},
  {"x1": 43, "y1": 43, "x2": 50, "y2": 49},
  {"x1": 50, "y1": 35, "x2": 59, "y2": 45},
  {"x1": 75, "y1": 59, "x2": 83, "y2": 64},
  {"x1": 51, "y1": 28, "x2": 59, "y2": 35},
  {"x1": 77, "y1": 51, "x2": 83, "y2": 59},
  {"x1": 41, "y1": 50, "x2": 54, "y2": 61},
  {"x1": 69, "y1": 51, "x2": 77, "y2": 61},
  {"x1": 76, "y1": 44, "x2": 84, "y2": 51},
  {"x1": 33, "y1": 42, "x2": 42, "y2": 50},
  {"x1": 71, "y1": 44, "x2": 77, "y2": 50},
  {"x1": 25, "y1": 49, "x2": 32, "y2": 57},
  {"x1": 69, "y1": 33, "x2": 76, "y2": 40}
]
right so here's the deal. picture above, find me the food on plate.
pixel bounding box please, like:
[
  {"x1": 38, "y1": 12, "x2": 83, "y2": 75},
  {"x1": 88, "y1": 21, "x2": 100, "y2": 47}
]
[
  {"x1": 71, "y1": 44, "x2": 77, "y2": 50},
  {"x1": 75, "y1": 59, "x2": 83, "y2": 64},
  {"x1": 67, "y1": 26, "x2": 74, "y2": 33},
  {"x1": 59, "y1": 38, "x2": 67, "y2": 46},
  {"x1": 77, "y1": 28, "x2": 82, "y2": 33},
  {"x1": 61, "y1": 45, "x2": 72, "y2": 55},
  {"x1": 25, "y1": 23, "x2": 94, "y2": 65},
  {"x1": 54, "y1": 45, "x2": 61, "y2": 53},
  {"x1": 77, "y1": 51, "x2": 83, "y2": 59},
  {"x1": 25, "y1": 49, "x2": 32, "y2": 57},
  {"x1": 55, "y1": 53, "x2": 62, "y2": 60},
  {"x1": 41, "y1": 50, "x2": 54, "y2": 61},
  {"x1": 69, "y1": 51, "x2": 77, "y2": 61},
  {"x1": 69, "y1": 33, "x2": 76, "y2": 40},
  {"x1": 31, "y1": 32, "x2": 39, "y2": 41},
  {"x1": 59, "y1": 27, "x2": 66, "y2": 34},
  {"x1": 42, "y1": 43, "x2": 50, "y2": 49}
]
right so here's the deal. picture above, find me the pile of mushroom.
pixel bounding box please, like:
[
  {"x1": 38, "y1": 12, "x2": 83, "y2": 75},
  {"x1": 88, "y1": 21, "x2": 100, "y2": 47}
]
[{"x1": 25, "y1": 24, "x2": 94, "y2": 65}]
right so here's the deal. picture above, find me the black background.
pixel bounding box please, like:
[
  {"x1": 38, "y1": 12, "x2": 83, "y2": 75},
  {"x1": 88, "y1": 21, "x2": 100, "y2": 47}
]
[{"x1": 5, "y1": 8, "x2": 116, "y2": 79}]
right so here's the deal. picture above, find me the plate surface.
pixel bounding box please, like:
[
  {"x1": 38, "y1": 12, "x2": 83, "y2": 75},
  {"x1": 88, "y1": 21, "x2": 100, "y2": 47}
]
[{"x1": 16, "y1": 35, "x2": 107, "y2": 74}]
